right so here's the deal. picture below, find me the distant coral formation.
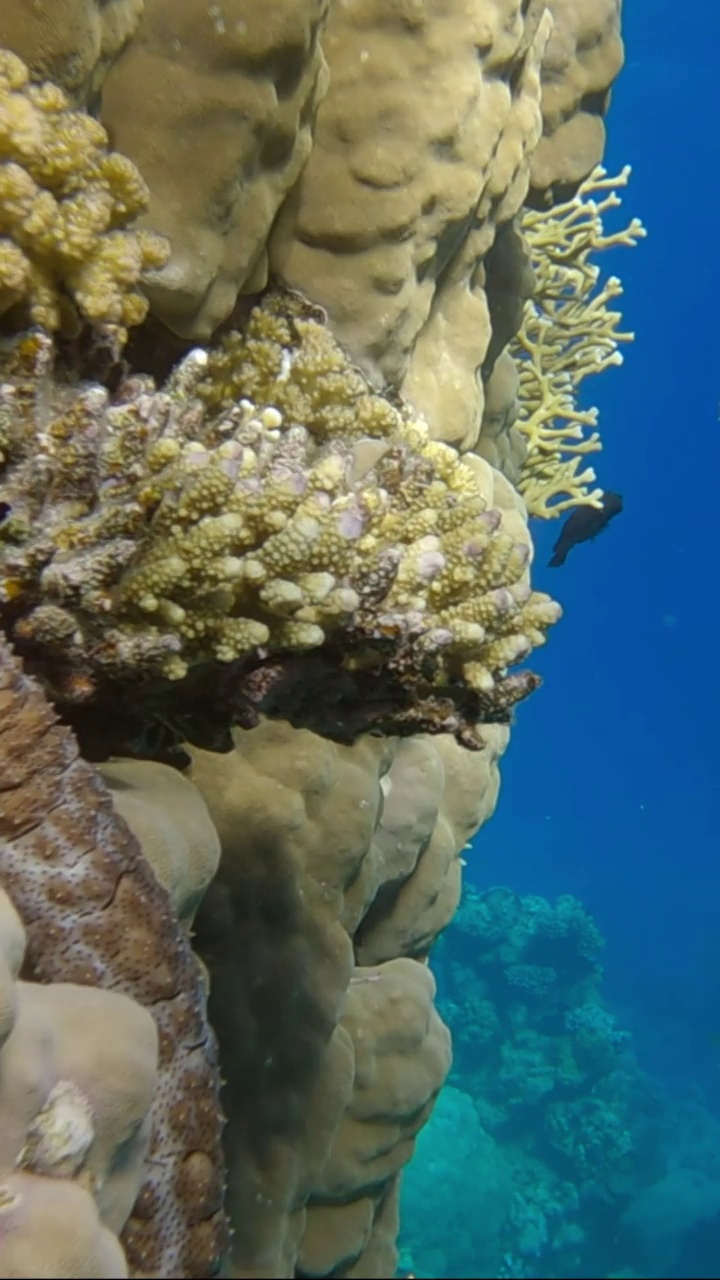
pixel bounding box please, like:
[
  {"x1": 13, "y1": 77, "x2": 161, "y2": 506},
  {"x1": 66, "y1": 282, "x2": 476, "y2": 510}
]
[{"x1": 402, "y1": 885, "x2": 718, "y2": 1280}]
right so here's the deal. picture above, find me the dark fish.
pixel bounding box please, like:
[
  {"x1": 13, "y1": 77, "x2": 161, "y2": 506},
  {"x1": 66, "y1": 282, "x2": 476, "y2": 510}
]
[{"x1": 548, "y1": 491, "x2": 623, "y2": 567}]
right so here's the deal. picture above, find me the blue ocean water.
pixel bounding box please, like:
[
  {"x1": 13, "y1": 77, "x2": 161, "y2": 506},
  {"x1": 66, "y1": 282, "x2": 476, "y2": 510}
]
[
  {"x1": 400, "y1": 2, "x2": 720, "y2": 1276},
  {"x1": 484, "y1": 0, "x2": 720, "y2": 1105}
]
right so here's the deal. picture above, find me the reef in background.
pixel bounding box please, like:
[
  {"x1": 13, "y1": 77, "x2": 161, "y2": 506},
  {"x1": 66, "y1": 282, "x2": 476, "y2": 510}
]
[{"x1": 401, "y1": 886, "x2": 720, "y2": 1280}]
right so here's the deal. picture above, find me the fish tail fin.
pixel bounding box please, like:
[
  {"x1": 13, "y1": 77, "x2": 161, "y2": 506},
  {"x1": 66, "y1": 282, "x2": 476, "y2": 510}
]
[{"x1": 548, "y1": 548, "x2": 566, "y2": 568}]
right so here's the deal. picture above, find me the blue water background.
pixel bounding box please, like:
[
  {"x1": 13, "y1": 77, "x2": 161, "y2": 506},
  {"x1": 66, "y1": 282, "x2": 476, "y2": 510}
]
[{"x1": 471, "y1": 0, "x2": 719, "y2": 1098}]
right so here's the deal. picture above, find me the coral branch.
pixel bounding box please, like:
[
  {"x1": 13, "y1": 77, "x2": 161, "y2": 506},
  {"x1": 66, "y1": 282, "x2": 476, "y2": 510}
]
[
  {"x1": 513, "y1": 166, "x2": 646, "y2": 516},
  {"x1": 0, "y1": 290, "x2": 560, "y2": 750},
  {"x1": 0, "y1": 49, "x2": 168, "y2": 337}
]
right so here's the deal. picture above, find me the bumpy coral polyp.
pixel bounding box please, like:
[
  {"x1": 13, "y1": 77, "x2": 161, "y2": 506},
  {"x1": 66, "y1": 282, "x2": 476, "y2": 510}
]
[
  {"x1": 0, "y1": 49, "x2": 168, "y2": 334},
  {"x1": 0, "y1": 290, "x2": 560, "y2": 729}
]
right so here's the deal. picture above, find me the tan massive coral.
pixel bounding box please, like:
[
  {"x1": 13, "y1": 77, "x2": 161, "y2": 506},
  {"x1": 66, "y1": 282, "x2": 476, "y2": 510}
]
[
  {"x1": 186, "y1": 714, "x2": 506, "y2": 1276},
  {"x1": 0, "y1": 888, "x2": 156, "y2": 1278},
  {"x1": 99, "y1": 0, "x2": 331, "y2": 339},
  {"x1": 300, "y1": 959, "x2": 450, "y2": 1279},
  {"x1": 531, "y1": 0, "x2": 624, "y2": 199},
  {"x1": 356, "y1": 726, "x2": 509, "y2": 965},
  {"x1": 270, "y1": 0, "x2": 553, "y2": 454},
  {"x1": 0, "y1": 0, "x2": 142, "y2": 101}
]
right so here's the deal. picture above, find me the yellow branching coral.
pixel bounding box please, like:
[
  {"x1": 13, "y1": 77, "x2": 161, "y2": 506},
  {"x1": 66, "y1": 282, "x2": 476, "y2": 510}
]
[
  {"x1": 512, "y1": 166, "x2": 646, "y2": 517},
  {"x1": 0, "y1": 291, "x2": 560, "y2": 747},
  {"x1": 0, "y1": 48, "x2": 168, "y2": 334}
]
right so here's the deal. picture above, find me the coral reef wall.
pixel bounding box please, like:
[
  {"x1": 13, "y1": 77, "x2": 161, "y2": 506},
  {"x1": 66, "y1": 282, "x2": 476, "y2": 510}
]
[
  {"x1": 188, "y1": 721, "x2": 507, "y2": 1276},
  {"x1": 0, "y1": 0, "x2": 628, "y2": 1275},
  {"x1": 0, "y1": 640, "x2": 227, "y2": 1277}
]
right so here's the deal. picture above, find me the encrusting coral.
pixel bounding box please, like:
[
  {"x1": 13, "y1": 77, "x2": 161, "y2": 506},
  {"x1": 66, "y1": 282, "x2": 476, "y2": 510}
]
[
  {"x1": 0, "y1": 289, "x2": 561, "y2": 751},
  {"x1": 512, "y1": 165, "x2": 646, "y2": 516},
  {"x1": 0, "y1": 888, "x2": 156, "y2": 1278},
  {"x1": 0, "y1": 48, "x2": 167, "y2": 335},
  {"x1": 0, "y1": 637, "x2": 228, "y2": 1277}
]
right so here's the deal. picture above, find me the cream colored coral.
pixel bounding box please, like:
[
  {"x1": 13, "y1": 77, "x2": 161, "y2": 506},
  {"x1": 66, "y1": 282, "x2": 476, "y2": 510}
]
[
  {"x1": 269, "y1": 0, "x2": 552, "y2": 454},
  {"x1": 300, "y1": 959, "x2": 450, "y2": 1277},
  {"x1": 0, "y1": 888, "x2": 158, "y2": 1278},
  {"x1": 100, "y1": 0, "x2": 330, "y2": 338},
  {"x1": 0, "y1": 49, "x2": 168, "y2": 333},
  {"x1": 356, "y1": 724, "x2": 509, "y2": 965},
  {"x1": 99, "y1": 759, "x2": 221, "y2": 929},
  {"x1": 474, "y1": 349, "x2": 528, "y2": 486},
  {"x1": 512, "y1": 165, "x2": 646, "y2": 515},
  {"x1": 0, "y1": 1174, "x2": 129, "y2": 1278}
]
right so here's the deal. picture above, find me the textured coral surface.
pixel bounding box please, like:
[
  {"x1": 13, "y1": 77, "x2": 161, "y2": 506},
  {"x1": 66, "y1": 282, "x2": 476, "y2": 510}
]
[
  {"x1": 0, "y1": 50, "x2": 167, "y2": 332},
  {"x1": 100, "y1": 758, "x2": 222, "y2": 929},
  {"x1": 0, "y1": 0, "x2": 143, "y2": 101},
  {"x1": 0, "y1": 0, "x2": 633, "y2": 1273},
  {"x1": 0, "y1": 293, "x2": 560, "y2": 748},
  {"x1": 531, "y1": 0, "x2": 624, "y2": 198},
  {"x1": 270, "y1": 0, "x2": 552, "y2": 453},
  {"x1": 0, "y1": 888, "x2": 154, "y2": 1278},
  {"x1": 100, "y1": 0, "x2": 331, "y2": 338},
  {"x1": 186, "y1": 717, "x2": 506, "y2": 1277},
  {"x1": 0, "y1": 639, "x2": 228, "y2": 1277}
]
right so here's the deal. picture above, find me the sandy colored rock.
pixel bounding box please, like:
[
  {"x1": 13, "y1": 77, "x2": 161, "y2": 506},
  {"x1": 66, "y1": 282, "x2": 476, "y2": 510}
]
[
  {"x1": 530, "y1": 0, "x2": 624, "y2": 196},
  {"x1": 270, "y1": 0, "x2": 552, "y2": 453},
  {"x1": 100, "y1": 0, "x2": 330, "y2": 338},
  {"x1": 0, "y1": 0, "x2": 143, "y2": 101},
  {"x1": 100, "y1": 758, "x2": 221, "y2": 928},
  {"x1": 0, "y1": 888, "x2": 157, "y2": 1278}
]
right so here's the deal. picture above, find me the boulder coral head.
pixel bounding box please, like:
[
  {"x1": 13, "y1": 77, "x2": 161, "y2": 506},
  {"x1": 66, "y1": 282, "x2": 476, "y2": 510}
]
[{"x1": 0, "y1": 289, "x2": 561, "y2": 755}]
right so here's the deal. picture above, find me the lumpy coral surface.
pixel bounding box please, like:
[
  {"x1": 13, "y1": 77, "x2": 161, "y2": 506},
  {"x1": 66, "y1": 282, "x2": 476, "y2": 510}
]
[{"x1": 0, "y1": 291, "x2": 560, "y2": 748}]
